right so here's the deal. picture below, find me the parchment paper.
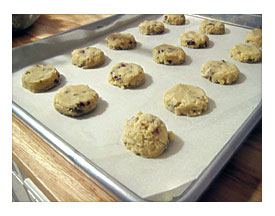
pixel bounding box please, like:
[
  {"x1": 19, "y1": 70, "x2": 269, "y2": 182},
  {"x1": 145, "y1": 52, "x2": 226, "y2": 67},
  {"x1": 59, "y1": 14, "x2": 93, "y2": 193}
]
[{"x1": 12, "y1": 15, "x2": 262, "y2": 199}]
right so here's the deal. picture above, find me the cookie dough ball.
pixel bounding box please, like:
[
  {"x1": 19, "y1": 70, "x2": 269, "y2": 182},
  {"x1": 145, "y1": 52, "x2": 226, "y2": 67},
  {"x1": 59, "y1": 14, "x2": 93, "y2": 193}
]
[
  {"x1": 22, "y1": 64, "x2": 61, "y2": 93},
  {"x1": 53, "y1": 84, "x2": 99, "y2": 117},
  {"x1": 163, "y1": 84, "x2": 208, "y2": 117},
  {"x1": 71, "y1": 47, "x2": 104, "y2": 69},
  {"x1": 230, "y1": 43, "x2": 262, "y2": 63},
  {"x1": 245, "y1": 28, "x2": 262, "y2": 47},
  {"x1": 199, "y1": 19, "x2": 225, "y2": 35},
  {"x1": 106, "y1": 33, "x2": 136, "y2": 50},
  {"x1": 201, "y1": 60, "x2": 240, "y2": 85},
  {"x1": 162, "y1": 14, "x2": 185, "y2": 25},
  {"x1": 108, "y1": 62, "x2": 145, "y2": 89},
  {"x1": 153, "y1": 44, "x2": 186, "y2": 65},
  {"x1": 180, "y1": 31, "x2": 209, "y2": 49},
  {"x1": 122, "y1": 111, "x2": 173, "y2": 158},
  {"x1": 139, "y1": 20, "x2": 165, "y2": 35}
]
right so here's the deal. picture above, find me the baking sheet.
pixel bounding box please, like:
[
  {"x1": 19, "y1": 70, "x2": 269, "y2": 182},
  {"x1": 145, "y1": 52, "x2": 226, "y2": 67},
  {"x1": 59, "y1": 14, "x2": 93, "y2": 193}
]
[{"x1": 12, "y1": 15, "x2": 262, "y2": 199}]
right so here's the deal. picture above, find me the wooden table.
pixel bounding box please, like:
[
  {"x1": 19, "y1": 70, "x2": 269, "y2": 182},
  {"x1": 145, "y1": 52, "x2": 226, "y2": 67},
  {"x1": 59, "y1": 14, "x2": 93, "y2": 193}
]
[{"x1": 12, "y1": 14, "x2": 262, "y2": 202}]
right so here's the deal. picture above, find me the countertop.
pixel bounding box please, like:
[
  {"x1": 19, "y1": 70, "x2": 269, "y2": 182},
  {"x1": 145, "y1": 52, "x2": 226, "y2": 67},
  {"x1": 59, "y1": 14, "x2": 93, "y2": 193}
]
[{"x1": 12, "y1": 14, "x2": 262, "y2": 202}]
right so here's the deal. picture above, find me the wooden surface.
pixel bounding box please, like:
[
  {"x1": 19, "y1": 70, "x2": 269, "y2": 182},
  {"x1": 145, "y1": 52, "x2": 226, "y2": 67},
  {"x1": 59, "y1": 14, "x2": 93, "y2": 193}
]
[
  {"x1": 12, "y1": 14, "x2": 262, "y2": 202},
  {"x1": 12, "y1": 114, "x2": 117, "y2": 202}
]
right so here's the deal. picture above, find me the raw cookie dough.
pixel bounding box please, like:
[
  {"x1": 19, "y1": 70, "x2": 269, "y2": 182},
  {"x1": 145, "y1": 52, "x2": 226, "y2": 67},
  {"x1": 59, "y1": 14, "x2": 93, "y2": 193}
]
[
  {"x1": 162, "y1": 14, "x2": 185, "y2": 25},
  {"x1": 163, "y1": 84, "x2": 208, "y2": 116},
  {"x1": 122, "y1": 111, "x2": 174, "y2": 158},
  {"x1": 153, "y1": 44, "x2": 186, "y2": 65},
  {"x1": 108, "y1": 62, "x2": 145, "y2": 89},
  {"x1": 22, "y1": 64, "x2": 61, "y2": 93},
  {"x1": 106, "y1": 33, "x2": 136, "y2": 50},
  {"x1": 201, "y1": 60, "x2": 240, "y2": 85},
  {"x1": 230, "y1": 43, "x2": 262, "y2": 63},
  {"x1": 139, "y1": 20, "x2": 165, "y2": 35},
  {"x1": 53, "y1": 84, "x2": 99, "y2": 117},
  {"x1": 180, "y1": 31, "x2": 209, "y2": 49},
  {"x1": 71, "y1": 47, "x2": 105, "y2": 69},
  {"x1": 199, "y1": 19, "x2": 225, "y2": 34},
  {"x1": 245, "y1": 28, "x2": 262, "y2": 47}
]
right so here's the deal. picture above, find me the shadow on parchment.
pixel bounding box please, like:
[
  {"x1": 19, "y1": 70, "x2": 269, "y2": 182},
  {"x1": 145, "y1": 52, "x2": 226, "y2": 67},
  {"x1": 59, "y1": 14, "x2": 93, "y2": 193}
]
[{"x1": 157, "y1": 133, "x2": 184, "y2": 159}]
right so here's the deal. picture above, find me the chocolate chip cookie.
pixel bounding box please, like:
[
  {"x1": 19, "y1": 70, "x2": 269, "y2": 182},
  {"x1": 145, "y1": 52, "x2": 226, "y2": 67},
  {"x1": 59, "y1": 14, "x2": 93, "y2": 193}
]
[
  {"x1": 71, "y1": 47, "x2": 105, "y2": 69},
  {"x1": 230, "y1": 43, "x2": 262, "y2": 63},
  {"x1": 22, "y1": 64, "x2": 61, "y2": 93},
  {"x1": 108, "y1": 62, "x2": 145, "y2": 89},
  {"x1": 53, "y1": 84, "x2": 99, "y2": 117},
  {"x1": 180, "y1": 31, "x2": 209, "y2": 49},
  {"x1": 122, "y1": 111, "x2": 174, "y2": 158},
  {"x1": 245, "y1": 28, "x2": 262, "y2": 47},
  {"x1": 199, "y1": 19, "x2": 225, "y2": 35},
  {"x1": 139, "y1": 20, "x2": 165, "y2": 35},
  {"x1": 106, "y1": 33, "x2": 137, "y2": 50},
  {"x1": 201, "y1": 60, "x2": 240, "y2": 85},
  {"x1": 162, "y1": 14, "x2": 185, "y2": 25},
  {"x1": 163, "y1": 84, "x2": 208, "y2": 116},
  {"x1": 153, "y1": 44, "x2": 186, "y2": 65}
]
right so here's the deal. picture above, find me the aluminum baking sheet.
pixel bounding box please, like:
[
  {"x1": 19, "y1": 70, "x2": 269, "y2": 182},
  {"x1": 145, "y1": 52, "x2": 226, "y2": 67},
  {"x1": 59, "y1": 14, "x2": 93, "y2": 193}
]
[{"x1": 12, "y1": 14, "x2": 262, "y2": 201}]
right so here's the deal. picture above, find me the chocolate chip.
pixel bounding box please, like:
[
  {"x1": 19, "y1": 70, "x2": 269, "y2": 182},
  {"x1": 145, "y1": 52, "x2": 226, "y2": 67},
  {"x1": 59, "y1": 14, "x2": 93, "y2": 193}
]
[
  {"x1": 73, "y1": 93, "x2": 78, "y2": 96},
  {"x1": 164, "y1": 16, "x2": 168, "y2": 20},
  {"x1": 39, "y1": 80, "x2": 42, "y2": 83},
  {"x1": 25, "y1": 71, "x2": 30, "y2": 74},
  {"x1": 114, "y1": 76, "x2": 121, "y2": 81},
  {"x1": 65, "y1": 90, "x2": 69, "y2": 94},
  {"x1": 154, "y1": 127, "x2": 160, "y2": 134},
  {"x1": 121, "y1": 63, "x2": 126, "y2": 67},
  {"x1": 69, "y1": 107, "x2": 82, "y2": 114},
  {"x1": 78, "y1": 102, "x2": 85, "y2": 107},
  {"x1": 79, "y1": 50, "x2": 85, "y2": 54},
  {"x1": 167, "y1": 60, "x2": 172, "y2": 64},
  {"x1": 54, "y1": 79, "x2": 59, "y2": 84},
  {"x1": 136, "y1": 153, "x2": 140, "y2": 156},
  {"x1": 187, "y1": 40, "x2": 195, "y2": 46},
  {"x1": 158, "y1": 49, "x2": 164, "y2": 54},
  {"x1": 86, "y1": 101, "x2": 90, "y2": 105},
  {"x1": 129, "y1": 41, "x2": 133, "y2": 44}
]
